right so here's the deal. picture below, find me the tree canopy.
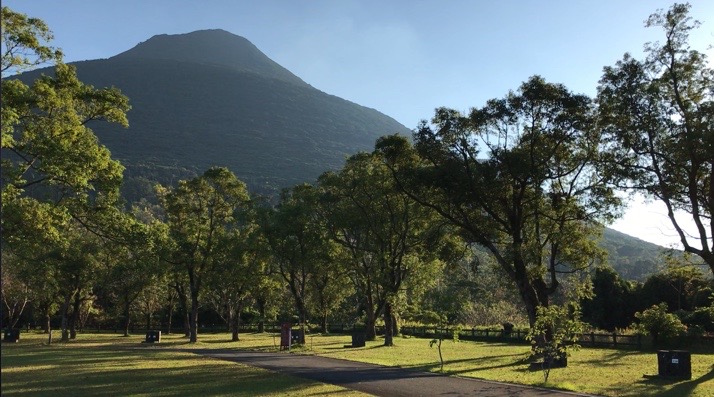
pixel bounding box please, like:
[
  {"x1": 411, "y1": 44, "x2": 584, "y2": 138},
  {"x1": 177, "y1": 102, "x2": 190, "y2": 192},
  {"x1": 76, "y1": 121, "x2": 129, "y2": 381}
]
[
  {"x1": 376, "y1": 76, "x2": 617, "y2": 327},
  {"x1": 597, "y1": 3, "x2": 713, "y2": 274}
]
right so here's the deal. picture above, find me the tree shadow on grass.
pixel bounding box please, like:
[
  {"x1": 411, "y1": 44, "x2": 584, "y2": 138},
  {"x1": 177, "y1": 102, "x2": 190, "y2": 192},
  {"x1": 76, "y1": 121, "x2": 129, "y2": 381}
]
[
  {"x1": 632, "y1": 364, "x2": 714, "y2": 397},
  {"x1": 402, "y1": 353, "x2": 530, "y2": 375}
]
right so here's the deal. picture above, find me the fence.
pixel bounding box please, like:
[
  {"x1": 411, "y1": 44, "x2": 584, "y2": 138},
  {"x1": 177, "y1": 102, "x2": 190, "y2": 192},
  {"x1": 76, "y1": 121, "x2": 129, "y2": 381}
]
[{"x1": 104, "y1": 322, "x2": 713, "y2": 350}]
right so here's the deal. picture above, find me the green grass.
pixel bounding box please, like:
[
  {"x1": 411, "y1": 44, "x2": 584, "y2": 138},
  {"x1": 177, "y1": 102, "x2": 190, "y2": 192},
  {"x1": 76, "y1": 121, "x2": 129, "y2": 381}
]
[
  {"x1": 3, "y1": 330, "x2": 713, "y2": 396},
  {"x1": 301, "y1": 333, "x2": 714, "y2": 397},
  {"x1": 0, "y1": 331, "x2": 368, "y2": 397}
]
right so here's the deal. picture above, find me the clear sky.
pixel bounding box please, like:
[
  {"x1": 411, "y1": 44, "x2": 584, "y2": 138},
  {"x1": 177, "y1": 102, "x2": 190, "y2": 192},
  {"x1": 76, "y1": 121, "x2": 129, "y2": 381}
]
[{"x1": 4, "y1": 0, "x2": 713, "y2": 248}]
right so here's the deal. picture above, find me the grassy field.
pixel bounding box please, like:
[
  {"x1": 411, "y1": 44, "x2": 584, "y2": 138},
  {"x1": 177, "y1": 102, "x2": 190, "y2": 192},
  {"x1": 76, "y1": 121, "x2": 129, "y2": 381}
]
[
  {"x1": 0, "y1": 332, "x2": 367, "y2": 397},
  {"x1": 2, "y1": 330, "x2": 713, "y2": 396}
]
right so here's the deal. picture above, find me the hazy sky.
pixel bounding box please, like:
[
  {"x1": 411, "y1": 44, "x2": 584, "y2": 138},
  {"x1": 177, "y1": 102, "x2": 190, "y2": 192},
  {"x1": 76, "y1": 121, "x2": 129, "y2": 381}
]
[{"x1": 5, "y1": 0, "x2": 713, "y2": 248}]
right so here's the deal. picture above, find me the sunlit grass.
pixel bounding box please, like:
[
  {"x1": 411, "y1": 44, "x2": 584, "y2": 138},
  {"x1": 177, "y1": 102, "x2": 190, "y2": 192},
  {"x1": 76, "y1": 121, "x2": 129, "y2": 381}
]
[
  {"x1": 0, "y1": 331, "x2": 368, "y2": 397},
  {"x1": 300, "y1": 333, "x2": 714, "y2": 397},
  {"x1": 3, "y1": 330, "x2": 713, "y2": 396}
]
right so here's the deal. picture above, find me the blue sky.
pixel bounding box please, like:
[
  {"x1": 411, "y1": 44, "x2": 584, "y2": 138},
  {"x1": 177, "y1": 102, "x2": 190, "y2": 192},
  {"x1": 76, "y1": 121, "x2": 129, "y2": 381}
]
[{"x1": 5, "y1": 0, "x2": 713, "y2": 248}]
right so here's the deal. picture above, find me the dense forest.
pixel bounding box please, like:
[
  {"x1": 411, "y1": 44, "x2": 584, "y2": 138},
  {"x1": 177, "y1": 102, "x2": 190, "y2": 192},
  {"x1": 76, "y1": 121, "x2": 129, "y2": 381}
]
[{"x1": 1, "y1": 3, "x2": 712, "y2": 350}]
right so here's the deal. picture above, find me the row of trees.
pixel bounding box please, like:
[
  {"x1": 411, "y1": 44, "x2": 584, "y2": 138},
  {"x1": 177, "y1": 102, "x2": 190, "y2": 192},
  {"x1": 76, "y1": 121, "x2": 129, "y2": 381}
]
[
  {"x1": 1, "y1": 3, "x2": 712, "y2": 347},
  {"x1": 583, "y1": 261, "x2": 713, "y2": 333}
]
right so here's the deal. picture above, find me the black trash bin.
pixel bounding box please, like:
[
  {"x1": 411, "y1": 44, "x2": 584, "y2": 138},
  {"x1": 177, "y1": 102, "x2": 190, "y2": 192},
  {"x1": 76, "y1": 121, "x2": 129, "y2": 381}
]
[
  {"x1": 657, "y1": 350, "x2": 691, "y2": 380},
  {"x1": 145, "y1": 330, "x2": 161, "y2": 343},
  {"x1": 4, "y1": 329, "x2": 20, "y2": 343},
  {"x1": 351, "y1": 332, "x2": 366, "y2": 347},
  {"x1": 291, "y1": 329, "x2": 305, "y2": 345}
]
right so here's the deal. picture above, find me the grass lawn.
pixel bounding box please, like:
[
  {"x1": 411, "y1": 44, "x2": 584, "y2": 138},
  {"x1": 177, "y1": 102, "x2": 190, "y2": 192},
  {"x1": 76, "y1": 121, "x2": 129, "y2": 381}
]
[
  {"x1": 2, "y1": 330, "x2": 712, "y2": 396},
  {"x1": 0, "y1": 331, "x2": 367, "y2": 397},
  {"x1": 303, "y1": 333, "x2": 714, "y2": 397}
]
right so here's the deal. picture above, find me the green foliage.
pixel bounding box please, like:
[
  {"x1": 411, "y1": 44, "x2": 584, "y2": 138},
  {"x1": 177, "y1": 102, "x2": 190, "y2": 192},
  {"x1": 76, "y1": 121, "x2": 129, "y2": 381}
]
[
  {"x1": 318, "y1": 151, "x2": 457, "y2": 344},
  {"x1": 581, "y1": 266, "x2": 639, "y2": 331},
  {"x1": 0, "y1": 6, "x2": 61, "y2": 76},
  {"x1": 376, "y1": 75, "x2": 616, "y2": 327},
  {"x1": 679, "y1": 304, "x2": 714, "y2": 333},
  {"x1": 526, "y1": 304, "x2": 584, "y2": 382},
  {"x1": 634, "y1": 303, "x2": 687, "y2": 345},
  {"x1": 597, "y1": 3, "x2": 714, "y2": 274},
  {"x1": 158, "y1": 167, "x2": 252, "y2": 342},
  {"x1": 1, "y1": 9, "x2": 132, "y2": 331}
]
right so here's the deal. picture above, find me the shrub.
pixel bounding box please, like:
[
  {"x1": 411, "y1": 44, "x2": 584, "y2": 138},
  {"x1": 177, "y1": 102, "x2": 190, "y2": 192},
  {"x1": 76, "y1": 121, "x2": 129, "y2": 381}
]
[{"x1": 633, "y1": 303, "x2": 687, "y2": 345}]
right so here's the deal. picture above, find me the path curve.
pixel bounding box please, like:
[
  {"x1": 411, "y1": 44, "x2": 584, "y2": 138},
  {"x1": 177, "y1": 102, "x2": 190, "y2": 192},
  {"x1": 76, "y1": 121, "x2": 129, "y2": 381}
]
[{"x1": 188, "y1": 349, "x2": 601, "y2": 397}]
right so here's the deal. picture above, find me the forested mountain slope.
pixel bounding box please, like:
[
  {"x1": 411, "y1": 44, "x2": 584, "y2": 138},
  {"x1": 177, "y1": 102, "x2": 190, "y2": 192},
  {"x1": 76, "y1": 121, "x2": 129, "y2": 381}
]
[{"x1": 15, "y1": 29, "x2": 410, "y2": 198}]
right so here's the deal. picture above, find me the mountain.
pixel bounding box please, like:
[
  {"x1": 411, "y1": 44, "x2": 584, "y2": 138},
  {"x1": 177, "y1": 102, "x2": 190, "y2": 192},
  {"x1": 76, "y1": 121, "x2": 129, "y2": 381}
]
[
  {"x1": 18, "y1": 29, "x2": 411, "y2": 198},
  {"x1": 600, "y1": 228, "x2": 677, "y2": 281}
]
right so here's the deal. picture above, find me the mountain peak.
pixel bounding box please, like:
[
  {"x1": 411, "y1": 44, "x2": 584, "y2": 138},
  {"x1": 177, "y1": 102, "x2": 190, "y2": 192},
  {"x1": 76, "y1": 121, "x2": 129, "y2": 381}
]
[{"x1": 113, "y1": 29, "x2": 308, "y2": 87}]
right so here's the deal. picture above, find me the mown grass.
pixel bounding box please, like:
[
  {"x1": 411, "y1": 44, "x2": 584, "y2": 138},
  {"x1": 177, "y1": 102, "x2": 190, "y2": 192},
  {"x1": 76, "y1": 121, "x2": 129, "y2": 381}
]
[
  {"x1": 302, "y1": 333, "x2": 714, "y2": 397},
  {"x1": 0, "y1": 331, "x2": 368, "y2": 397},
  {"x1": 153, "y1": 330, "x2": 713, "y2": 397},
  {"x1": 3, "y1": 330, "x2": 713, "y2": 396}
]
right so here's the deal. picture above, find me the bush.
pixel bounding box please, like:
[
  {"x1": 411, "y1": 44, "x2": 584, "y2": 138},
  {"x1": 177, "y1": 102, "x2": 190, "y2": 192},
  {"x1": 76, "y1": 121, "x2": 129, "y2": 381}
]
[
  {"x1": 679, "y1": 305, "x2": 714, "y2": 333},
  {"x1": 633, "y1": 303, "x2": 687, "y2": 345}
]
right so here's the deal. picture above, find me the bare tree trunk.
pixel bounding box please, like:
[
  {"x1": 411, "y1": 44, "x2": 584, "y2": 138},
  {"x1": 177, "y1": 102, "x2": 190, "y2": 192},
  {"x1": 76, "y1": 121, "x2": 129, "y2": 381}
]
[
  {"x1": 122, "y1": 298, "x2": 131, "y2": 337},
  {"x1": 174, "y1": 283, "x2": 191, "y2": 337},
  {"x1": 44, "y1": 313, "x2": 51, "y2": 334},
  {"x1": 383, "y1": 301, "x2": 394, "y2": 346},
  {"x1": 365, "y1": 296, "x2": 376, "y2": 341},
  {"x1": 230, "y1": 302, "x2": 243, "y2": 342},
  {"x1": 257, "y1": 298, "x2": 266, "y2": 333},
  {"x1": 145, "y1": 309, "x2": 152, "y2": 331},
  {"x1": 61, "y1": 295, "x2": 72, "y2": 342},
  {"x1": 320, "y1": 313, "x2": 328, "y2": 334},
  {"x1": 69, "y1": 292, "x2": 82, "y2": 339},
  {"x1": 391, "y1": 312, "x2": 399, "y2": 337},
  {"x1": 165, "y1": 286, "x2": 175, "y2": 335},
  {"x1": 189, "y1": 289, "x2": 199, "y2": 343}
]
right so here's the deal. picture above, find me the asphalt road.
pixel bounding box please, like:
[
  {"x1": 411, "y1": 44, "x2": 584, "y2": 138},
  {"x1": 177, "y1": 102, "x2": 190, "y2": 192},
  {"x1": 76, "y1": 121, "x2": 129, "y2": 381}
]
[{"x1": 190, "y1": 349, "x2": 601, "y2": 397}]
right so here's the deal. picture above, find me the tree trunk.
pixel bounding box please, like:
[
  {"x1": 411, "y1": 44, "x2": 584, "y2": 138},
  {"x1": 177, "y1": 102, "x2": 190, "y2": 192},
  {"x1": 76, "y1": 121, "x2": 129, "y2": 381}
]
[
  {"x1": 145, "y1": 309, "x2": 152, "y2": 331},
  {"x1": 189, "y1": 287, "x2": 199, "y2": 343},
  {"x1": 60, "y1": 295, "x2": 72, "y2": 342},
  {"x1": 165, "y1": 287, "x2": 175, "y2": 335},
  {"x1": 40, "y1": 302, "x2": 51, "y2": 333},
  {"x1": 365, "y1": 299, "x2": 377, "y2": 341},
  {"x1": 173, "y1": 283, "x2": 191, "y2": 337},
  {"x1": 230, "y1": 302, "x2": 243, "y2": 342},
  {"x1": 257, "y1": 299, "x2": 265, "y2": 333},
  {"x1": 321, "y1": 313, "x2": 328, "y2": 334},
  {"x1": 391, "y1": 312, "x2": 399, "y2": 336},
  {"x1": 69, "y1": 292, "x2": 82, "y2": 339},
  {"x1": 43, "y1": 313, "x2": 51, "y2": 334},
  {"x1": 383, "y1": 301, "x2": 394, "y2": 346},
  {"x1": 122, "y1": 298, "x2": 131, "y2": 337}
]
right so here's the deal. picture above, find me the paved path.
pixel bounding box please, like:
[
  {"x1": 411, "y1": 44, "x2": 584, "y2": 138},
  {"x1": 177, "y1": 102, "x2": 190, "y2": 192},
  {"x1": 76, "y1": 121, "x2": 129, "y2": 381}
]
[{"x1": 189, "y1": 349, "x2": 600, "y2": 397}]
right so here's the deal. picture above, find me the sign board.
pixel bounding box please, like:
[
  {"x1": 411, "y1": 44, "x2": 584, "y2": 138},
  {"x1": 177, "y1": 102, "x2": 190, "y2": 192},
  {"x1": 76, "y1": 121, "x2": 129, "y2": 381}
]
[{"x1": 280, "y1": 323, "x2": 291, "y2": 351}]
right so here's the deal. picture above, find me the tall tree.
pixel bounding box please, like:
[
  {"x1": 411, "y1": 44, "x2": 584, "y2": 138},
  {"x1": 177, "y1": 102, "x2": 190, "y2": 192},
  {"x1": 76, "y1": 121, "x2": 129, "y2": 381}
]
[
  {"x1": 597, "y1": 3, "x2": 713, "y2": 274},
  {"x1": 158, "y1": 167, "x2": 251, "y2": 342},
  {"x1": 206, "y1": 213, "x2": 267, "y2": 342},
  {"x1": 376, "y1": 76, "x2": 617, "y2": 327},
  {"x1": 1, "y1": 8, "x2": 131, "y2": 339},
  {"x1": 261, "y1": 184, "x2": 336, "y2": 330},
  {"x1": 320, "y1": 152, "x2": 453, "y2": 345}
]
